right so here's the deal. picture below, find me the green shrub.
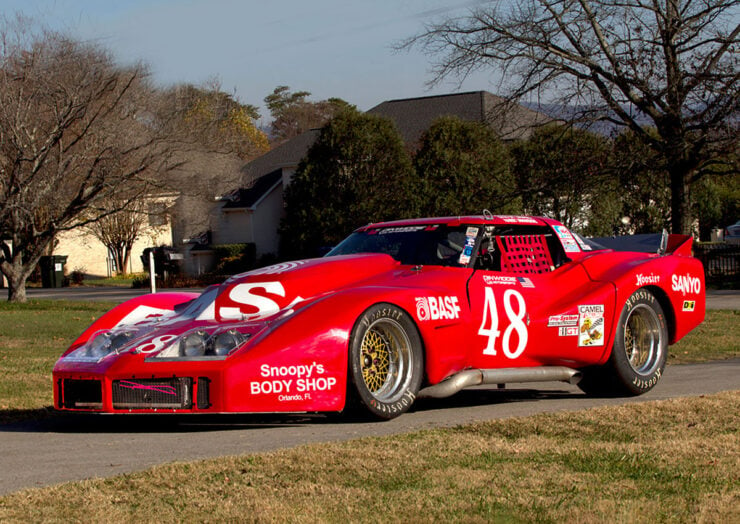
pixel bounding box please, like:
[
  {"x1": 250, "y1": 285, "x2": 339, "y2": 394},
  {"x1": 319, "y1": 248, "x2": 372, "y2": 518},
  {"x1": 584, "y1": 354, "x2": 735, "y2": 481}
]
[{"x1": 213, "y1": 243, "x2": 257, "y2": 275}]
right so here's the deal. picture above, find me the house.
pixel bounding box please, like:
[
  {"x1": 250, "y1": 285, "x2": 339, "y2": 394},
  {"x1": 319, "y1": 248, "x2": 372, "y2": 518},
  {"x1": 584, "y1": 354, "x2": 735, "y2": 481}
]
[
  {"x1": 51, "y1": 193, "x2": 177, "y2": 278},
  {"x1": 367, "y1": 91, "x2": 550, "y2": 147},
  {"x1": 181, "y1": 132, "x2": 319, "y2": 273},
  {"x1": 183, "y1": 91, "x2": 552, "y2": 274}
]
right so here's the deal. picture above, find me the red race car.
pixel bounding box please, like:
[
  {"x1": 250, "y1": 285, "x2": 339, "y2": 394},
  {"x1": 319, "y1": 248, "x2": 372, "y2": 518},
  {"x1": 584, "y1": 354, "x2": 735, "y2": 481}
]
[{"x1": 53, "y1": 215, "x2": 705, "y2": 419}]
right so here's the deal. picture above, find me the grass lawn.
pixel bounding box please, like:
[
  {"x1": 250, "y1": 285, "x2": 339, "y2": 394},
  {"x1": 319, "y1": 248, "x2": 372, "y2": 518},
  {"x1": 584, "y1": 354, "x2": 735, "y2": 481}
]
[
  {"x1": 81, "y1": 275, "x2": 143, "y2": 287},
  {"x1": 0, "y1": 391, "x2": 737, "y2": 522},
  {"x1": 0, "y1": 301, "x2": 737, "y2": 423},
  {"x1": 0, "y1": 300, "x2": 112, "y2": 419}
]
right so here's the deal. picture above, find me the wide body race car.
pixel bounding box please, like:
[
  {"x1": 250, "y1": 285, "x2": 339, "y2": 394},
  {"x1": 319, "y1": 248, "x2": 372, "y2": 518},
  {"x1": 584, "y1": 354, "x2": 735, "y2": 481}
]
[{"x1": 53, "y1": 215, "x2": 705, "y2": 419}]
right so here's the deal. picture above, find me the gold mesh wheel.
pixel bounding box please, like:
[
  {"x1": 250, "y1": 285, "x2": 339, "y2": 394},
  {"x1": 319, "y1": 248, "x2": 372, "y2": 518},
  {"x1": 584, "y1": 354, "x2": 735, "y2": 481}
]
[
  {"x1": 623, "y1": 304, "x2": 663, "y2": 375},
  {"x1": 361, "y1": 329, "x2": 391, "y2": 392},
  {"x1": 358, "y1": 317, "x2": 413, "y2": 403}
]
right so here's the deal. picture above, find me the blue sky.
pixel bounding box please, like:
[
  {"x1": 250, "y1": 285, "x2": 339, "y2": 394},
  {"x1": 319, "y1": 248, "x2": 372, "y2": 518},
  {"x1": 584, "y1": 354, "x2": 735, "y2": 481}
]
[{"x1": 2, "y1": 0, "x2": 497, "y2": 123}]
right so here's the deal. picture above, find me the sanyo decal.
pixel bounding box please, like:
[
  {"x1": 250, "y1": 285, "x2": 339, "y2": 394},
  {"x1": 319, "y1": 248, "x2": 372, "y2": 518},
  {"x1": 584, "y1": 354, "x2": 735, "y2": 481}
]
[{"x1": 671, "y1": 273, "x2": 701, "y2": 296}]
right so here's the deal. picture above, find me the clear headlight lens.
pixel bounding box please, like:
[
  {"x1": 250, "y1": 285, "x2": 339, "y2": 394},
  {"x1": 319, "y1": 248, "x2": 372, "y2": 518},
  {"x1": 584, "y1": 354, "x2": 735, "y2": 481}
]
[
  {"x1": 148, "y1": 327, "x2": 251, "y2": 360},
  {"x1": 63, "y1": 329, "x2": 139, "y2": 362},
  {"x1": 180, "y1": 331, "x2": 209, "y2": 357},
  {"x1": 213, "y1": 330, "x2": 247, "y2": 356}
]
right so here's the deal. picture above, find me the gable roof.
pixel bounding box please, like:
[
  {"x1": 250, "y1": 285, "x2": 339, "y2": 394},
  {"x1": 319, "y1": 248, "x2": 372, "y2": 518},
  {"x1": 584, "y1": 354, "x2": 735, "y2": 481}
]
[
  {"x1": 367, "y1": 91, "x2": 551, "y2": 146},
  {"x1": 222, "y1": 168, "x2": 283, "y2": 210},
  {"x1": 226, "y1": 91, "x2": 552, "y2": 208},
  {"x1": 239, "y1": 129, "x2": 319, "y2": 184}
]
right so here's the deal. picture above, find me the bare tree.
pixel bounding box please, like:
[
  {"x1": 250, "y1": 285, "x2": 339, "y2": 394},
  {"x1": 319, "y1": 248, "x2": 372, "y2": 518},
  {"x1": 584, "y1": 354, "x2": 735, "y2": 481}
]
[
  {"x1": 156, "y1": 82, "x2": 271, "y2": 251},
  {"x1": 0, "y1": 20, "x2": 180, "y2": 301},
  {"x1": 405, "y1": 0, "x2": 739, "y2": 234},
  {"x1": 85, "y1": 197, "x2": 171, "y2": 276}
]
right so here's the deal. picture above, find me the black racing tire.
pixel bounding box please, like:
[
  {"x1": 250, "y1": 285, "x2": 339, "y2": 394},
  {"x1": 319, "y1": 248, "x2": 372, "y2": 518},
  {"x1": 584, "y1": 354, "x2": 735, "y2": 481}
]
[
  {"x1": 579, "y1": 288, "x2": 668, "y2": 397},
  {"x1": 347, "y1": 303, "x2": 423, "y2": 420}
]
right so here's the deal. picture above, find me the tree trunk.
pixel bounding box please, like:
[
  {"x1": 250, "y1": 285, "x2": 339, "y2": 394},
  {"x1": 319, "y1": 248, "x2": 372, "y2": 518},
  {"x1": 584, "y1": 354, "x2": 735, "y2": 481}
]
[
  {"x1": 6, "y1": 272, "x2": 27, "y2": 303},
  {"x1": 109, "y1": 245, "x2": 126, "y2": 276},
  {"x1": 121, "y1": 246, "x2": 132, "y2": 277},
  {"x1": 668, "y1": 163, "x2": 693, "y2": 235},
  {"x1": 3, "y1": 259, "x2": 29, "y2": 303},
  {"x1": 2, "y1": 241, "x2": 50, "y2": 303}
]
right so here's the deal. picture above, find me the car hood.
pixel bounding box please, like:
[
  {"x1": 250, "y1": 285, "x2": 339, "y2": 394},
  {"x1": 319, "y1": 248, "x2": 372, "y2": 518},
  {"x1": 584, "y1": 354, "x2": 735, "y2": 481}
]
[
  {"x1": 211, "y1": 253, "x2": 400, "y2": 322},
  {"x1": 55, "y1": 254, "x2": 402, "y2": 367}
]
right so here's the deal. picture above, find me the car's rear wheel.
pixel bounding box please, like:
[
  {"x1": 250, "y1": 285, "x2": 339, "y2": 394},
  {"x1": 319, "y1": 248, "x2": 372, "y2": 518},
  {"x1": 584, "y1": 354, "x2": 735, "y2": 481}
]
[
  {"x1": 348, "y1": 303, "x2": 423, "y2": 419},
  {"x1": 579, "y1": 288, "x2": 668, "y2": 397}
]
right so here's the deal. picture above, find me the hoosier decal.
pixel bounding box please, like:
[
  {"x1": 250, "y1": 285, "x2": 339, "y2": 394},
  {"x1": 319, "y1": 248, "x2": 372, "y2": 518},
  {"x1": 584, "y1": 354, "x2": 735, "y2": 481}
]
[
  {"x1": 636, "y1": 273, "x2": 661, "y2": 286},
  {"x1": 416, "y1": 296, "x2": 461, "y2": 321}
]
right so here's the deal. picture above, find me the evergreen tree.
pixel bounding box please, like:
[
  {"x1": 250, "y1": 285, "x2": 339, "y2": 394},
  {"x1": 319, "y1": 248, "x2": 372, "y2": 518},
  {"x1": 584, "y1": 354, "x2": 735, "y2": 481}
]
[
  {"x1": 413, "y1": 117, "x2": 519, "y2": 217},
  {"x1": 511, "y1": 124, "x2": 613, "y2": 234},
  {"x1": 280, "y1": 109, "x2": 418, "y2": 259}
]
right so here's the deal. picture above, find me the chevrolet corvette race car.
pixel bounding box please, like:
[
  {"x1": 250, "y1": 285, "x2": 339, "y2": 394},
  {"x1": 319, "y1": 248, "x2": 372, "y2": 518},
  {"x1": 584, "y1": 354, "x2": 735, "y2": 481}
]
[{"x1": 53, "y1": 214, "x2": 705, "y2": 419}]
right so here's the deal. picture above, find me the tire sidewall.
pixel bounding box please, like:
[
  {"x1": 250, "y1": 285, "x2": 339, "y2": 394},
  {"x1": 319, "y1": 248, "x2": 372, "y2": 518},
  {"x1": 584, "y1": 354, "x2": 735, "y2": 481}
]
[
  {"x1": 611, "y1": 288, "x2": 668, "y2": 395},
  {"x1": 348, "y1": 303, "x2": 423, "y2": 419}
]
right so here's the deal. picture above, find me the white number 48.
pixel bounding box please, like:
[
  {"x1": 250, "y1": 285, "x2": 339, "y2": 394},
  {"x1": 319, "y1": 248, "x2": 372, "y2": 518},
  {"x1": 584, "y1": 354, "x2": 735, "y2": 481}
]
[{"x1": 478, "y1": 287, "x2": 528, "y2": 359}]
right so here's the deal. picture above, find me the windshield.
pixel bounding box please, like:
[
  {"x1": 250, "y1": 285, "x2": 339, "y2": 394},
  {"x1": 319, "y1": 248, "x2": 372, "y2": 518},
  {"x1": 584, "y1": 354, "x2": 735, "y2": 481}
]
[{"x1": 326, "y1": 224, "x2": 478, "y2": 267}]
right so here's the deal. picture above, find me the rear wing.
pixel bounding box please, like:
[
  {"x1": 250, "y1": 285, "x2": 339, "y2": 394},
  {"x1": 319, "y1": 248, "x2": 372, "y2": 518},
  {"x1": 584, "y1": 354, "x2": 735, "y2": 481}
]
[
  {"x1": 663, "y1": 233, "x2": 693, "y2": 256},
  {"x1": 590, "y1": 232, "x2": 693, "y2": 256}
]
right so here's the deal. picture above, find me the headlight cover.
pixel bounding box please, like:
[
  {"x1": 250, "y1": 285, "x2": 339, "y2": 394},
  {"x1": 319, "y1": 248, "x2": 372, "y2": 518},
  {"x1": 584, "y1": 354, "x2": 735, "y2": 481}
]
[
  {"x1": 144, "y1": 326, "x2": 251, "y2": 361},
  {"x1": 62, "y1": 329, "x2": 142, "y2": 362}
]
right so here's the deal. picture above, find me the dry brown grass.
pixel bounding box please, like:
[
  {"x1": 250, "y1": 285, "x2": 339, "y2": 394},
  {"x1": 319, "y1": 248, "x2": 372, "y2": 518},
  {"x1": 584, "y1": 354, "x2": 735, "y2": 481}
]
[{"x1": 0, "y1": 391, "x2": 737, "y2": 523}]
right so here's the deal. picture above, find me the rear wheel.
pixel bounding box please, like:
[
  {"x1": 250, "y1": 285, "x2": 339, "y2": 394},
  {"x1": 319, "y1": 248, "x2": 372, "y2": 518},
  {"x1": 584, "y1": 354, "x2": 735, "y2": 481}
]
[
  {"x1": 579, "y1": 289, "x2": 668, "y2": 396},
  {"x1": 348, "y1": 303, "x2": 423, "y2": 419}
]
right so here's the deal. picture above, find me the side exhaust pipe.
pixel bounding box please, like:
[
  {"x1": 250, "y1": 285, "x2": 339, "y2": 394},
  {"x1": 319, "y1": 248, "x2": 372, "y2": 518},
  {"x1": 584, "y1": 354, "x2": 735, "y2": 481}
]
[{"x1": 417, "y1": 366, "x2": 582, "y2": 399}]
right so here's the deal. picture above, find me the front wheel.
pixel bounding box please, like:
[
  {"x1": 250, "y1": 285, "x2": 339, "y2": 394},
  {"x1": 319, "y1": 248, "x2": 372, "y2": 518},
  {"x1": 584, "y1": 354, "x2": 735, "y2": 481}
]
[
  {"x1": 348, "y1": 303, "x2": 423, "y2": 419},
  {"x1": 579, "y1": 288, "x2": 668, "y2": 397}
]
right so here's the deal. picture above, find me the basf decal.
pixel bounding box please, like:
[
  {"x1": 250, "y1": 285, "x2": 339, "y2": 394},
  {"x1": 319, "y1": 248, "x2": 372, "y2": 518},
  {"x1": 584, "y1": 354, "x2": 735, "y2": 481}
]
[{"x1": 416, "y1": 296, "x2": 461, "y2": 321}]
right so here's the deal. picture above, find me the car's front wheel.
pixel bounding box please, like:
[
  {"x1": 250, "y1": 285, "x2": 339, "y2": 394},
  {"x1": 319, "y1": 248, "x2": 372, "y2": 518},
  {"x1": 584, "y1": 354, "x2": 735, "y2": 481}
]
[
  {"x1": 579, "y1": 288, "x2": 668, "y2": 396},
  {"x1": 348, "y1": 303, "x2": 423, "y2": 419}
]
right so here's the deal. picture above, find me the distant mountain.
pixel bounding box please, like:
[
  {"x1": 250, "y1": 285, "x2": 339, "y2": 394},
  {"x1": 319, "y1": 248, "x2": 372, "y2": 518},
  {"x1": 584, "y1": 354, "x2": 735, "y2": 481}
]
[{"x1": 522, "y1": 103, "x2": 653, "y2": 136}]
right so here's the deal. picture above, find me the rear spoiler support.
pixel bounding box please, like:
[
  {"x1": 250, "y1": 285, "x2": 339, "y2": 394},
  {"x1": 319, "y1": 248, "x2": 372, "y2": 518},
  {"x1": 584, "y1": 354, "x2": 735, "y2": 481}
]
[{"x1": 662, "y1": 232, "x2": 693, "y2": 256}]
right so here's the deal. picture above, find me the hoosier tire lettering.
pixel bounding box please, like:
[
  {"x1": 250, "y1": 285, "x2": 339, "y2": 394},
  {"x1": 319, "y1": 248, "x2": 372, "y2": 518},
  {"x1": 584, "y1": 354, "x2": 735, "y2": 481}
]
[
  {"x1": 632, "y1": 368, "x2": 661, "y2": 390},
  {"x1": 348, "y1": 303, "x2": 423, "y2": 420},
  {"x1": 578, "y1": 288, "x2": 668, "y2": 397}
]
